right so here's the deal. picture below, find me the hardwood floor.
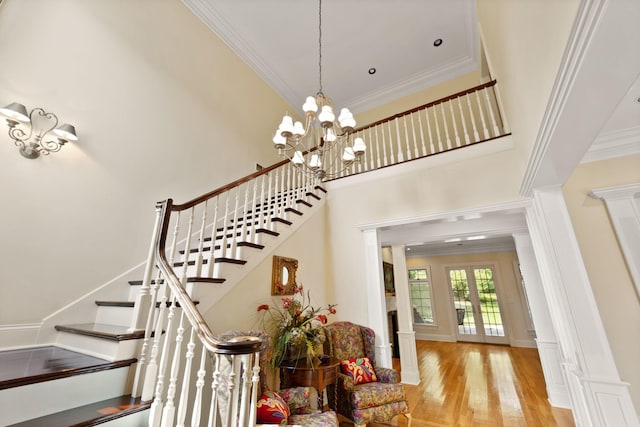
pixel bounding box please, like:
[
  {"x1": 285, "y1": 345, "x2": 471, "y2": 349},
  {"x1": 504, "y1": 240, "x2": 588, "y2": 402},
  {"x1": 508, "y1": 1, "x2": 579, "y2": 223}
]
[{"x1": 338, "y1": 340, "x2": 575, "y2": 427}]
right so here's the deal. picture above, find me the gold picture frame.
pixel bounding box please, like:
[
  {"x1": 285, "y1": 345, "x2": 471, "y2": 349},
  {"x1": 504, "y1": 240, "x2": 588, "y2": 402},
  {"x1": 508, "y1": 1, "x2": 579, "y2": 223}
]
[{"x1": 271, "y1": 255, "x2": 298, "y2": 295}]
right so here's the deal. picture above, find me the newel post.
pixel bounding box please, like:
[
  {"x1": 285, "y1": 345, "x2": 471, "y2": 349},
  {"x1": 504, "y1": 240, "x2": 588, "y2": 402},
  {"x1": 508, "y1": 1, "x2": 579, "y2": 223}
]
[{"x1": 129, "y1": 204, "x2": 163, "y2": 332}]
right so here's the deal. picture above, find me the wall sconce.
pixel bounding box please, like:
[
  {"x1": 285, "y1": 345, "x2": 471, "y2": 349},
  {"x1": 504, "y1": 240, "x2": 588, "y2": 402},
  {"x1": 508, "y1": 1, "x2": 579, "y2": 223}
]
[{"x1": 0, "y1": 102, "x2": 78, "y2": 159}]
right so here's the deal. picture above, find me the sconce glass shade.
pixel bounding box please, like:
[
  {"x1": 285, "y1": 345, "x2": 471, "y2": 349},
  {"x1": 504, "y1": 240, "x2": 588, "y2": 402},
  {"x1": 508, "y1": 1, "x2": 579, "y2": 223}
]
[
  {"x1": 0, "y1": 103, "x2": 30, "y2": 122},
  {"x1": 53, "y1": 124, "x2": 78, "y2": 141}
]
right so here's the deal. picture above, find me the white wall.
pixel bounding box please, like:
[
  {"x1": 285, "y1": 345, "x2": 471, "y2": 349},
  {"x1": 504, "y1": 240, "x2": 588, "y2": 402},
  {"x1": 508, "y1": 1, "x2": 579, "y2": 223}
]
[{"x1": 0, "y1": 0, "x2": 287, "y2": 326}]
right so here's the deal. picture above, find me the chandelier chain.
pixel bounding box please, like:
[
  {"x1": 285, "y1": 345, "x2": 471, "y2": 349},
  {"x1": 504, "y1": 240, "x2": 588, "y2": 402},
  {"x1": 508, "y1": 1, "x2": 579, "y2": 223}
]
[{"x1": 318, "y1": 0, "x2": 323, "y2": 95}]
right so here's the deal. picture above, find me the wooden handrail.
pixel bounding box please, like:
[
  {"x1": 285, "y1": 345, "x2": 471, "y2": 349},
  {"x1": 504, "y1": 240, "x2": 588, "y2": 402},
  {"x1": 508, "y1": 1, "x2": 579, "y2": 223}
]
[
  {"x1": 155, "y1": 199, "x2": 262, "y2": 355},
  {"x1": 356, "y1": 80, "x2": 497, "y2": 132}
]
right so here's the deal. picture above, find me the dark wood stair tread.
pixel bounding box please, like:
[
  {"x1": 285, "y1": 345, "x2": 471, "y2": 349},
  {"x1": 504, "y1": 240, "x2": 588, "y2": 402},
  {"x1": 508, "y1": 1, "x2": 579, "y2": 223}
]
[
  {"x1": 54, "y1": 323, "x2": 145, "y2": 341},
  {"x1": 180, "y1": 241, "x2": 264, "y2": 255},
  {"x1": 0, "y1": 346, "x2": 136, "y2": 390},
  {"x1": 7, "y1": 394, "x2": 150, "y2": 427},
  {"x1": 95, "y1": 300, "x2": 200, "y2": 308}
]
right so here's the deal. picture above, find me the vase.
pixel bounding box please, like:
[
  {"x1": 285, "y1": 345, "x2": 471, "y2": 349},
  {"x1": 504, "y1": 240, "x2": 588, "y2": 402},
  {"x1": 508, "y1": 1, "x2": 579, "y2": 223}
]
[{"x1": 285, "y1": 343, "x2": 308, "y2": 362}]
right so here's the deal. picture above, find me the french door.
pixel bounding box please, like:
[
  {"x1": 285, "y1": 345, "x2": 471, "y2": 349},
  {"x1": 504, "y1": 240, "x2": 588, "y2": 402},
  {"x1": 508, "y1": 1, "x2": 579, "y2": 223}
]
[{"x1": 446, "y1": 265, "x2": 509, "y2": 344}]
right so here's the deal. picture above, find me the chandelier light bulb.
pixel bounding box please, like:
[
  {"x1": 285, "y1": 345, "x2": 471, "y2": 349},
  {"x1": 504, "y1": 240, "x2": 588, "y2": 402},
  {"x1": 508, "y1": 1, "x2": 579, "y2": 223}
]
[
  {"x1": 318, "y1": 105, "x2": 335, "y2": 127},
  {"x1": 309, "y1": 154, "x2": 322, "y2": 169},
  {"x1": 353, "y1": 137, "x2": 366, "y2": 155},
  {"x1": 293, "y1": 121, "x2": 305, "y2": 137},
  {"x1": 302, "y1": 96, "x2": 318, "y2": 114},
  {"x1": 279, "y1": 115, "x2": 294, "y2": 137},
  {"x1": 292, "y1": 151, "x2": 305, "y2": 165},
  {"x1": 338, "y1": 108, "x2": 356, "y2": 130}
]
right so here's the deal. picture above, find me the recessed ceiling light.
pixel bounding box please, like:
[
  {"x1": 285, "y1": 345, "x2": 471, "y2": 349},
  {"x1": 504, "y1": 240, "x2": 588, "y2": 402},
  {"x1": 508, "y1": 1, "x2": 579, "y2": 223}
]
[
  {"x1": 433, "y1": 38, "x2": 443, "y2": 47},
  {"x1": 368, "y1": 67, "x2": 377, "y2": 75},
  {"x1": 467, "y1": 235, "x2": 486, "y2": 241},
  {"x1": 444, "y1": 238, "x2": 461, "y2": 243}
]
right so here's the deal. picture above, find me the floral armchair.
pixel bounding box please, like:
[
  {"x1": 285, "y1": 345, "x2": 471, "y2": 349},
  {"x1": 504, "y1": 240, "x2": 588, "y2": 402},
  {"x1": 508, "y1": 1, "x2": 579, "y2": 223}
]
[
  {"x1": 322, "y1": 322, "x2": 412, "y2": 427},
  {"x1": 218, "y1": 330, "x2": 338, "y2": 427}
]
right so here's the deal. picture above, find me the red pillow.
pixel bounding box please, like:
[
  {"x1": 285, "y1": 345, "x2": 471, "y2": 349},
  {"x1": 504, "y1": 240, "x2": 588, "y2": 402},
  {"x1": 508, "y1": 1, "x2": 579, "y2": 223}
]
[
  {"x1": 256, "y1": 391, "x2": 290, "y2": 424},
  {"x1": 340, "y1": 356, "x2": 378, "y2": 384}
]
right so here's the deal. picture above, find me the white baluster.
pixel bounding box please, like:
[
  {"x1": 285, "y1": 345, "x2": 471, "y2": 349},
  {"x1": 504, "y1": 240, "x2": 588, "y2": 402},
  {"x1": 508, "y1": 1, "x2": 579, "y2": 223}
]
[
  {"x1": 267, "y1": 173, "x2": 275, "y2": 231},
  {"x1": 229, "y1": 190, "x2": 240, "y2": 258},
  {"x1": 417, "y1": 108, "x2": 427, "y2": 156},
  {"x1": 475, "y1": 91, "x2": 489, "y2": 140},
  {"x1": 176, "y1": 329, "x2": 196, "y2": 427},
  {"x1": 410, "y1": 112, "x2": 419, "y2": 158},
  {"x1": 219, "y1": 194, "x2": 230, "y2": 263},
  {"x1": 466, "y1": 93, "x2": 480, "y2": 142},
  {"x1": 395, "y1": 118, "x2": 404, "y2": 162},
  {"x1": 237, "y1": 354, "x2": 251, "y2": 427},
  {"x1": 425, "y1": 107, "x2": 435, "y2": 154},
  {"x1": 449, "y1": 100, "x2": 461, "y2": 148},
  {"x1": 194, "y1": 202, "x2": 208, "y2": 278},
  {"x1": 433, "y1": 105, "x2": 444, "y2": 152},
  {"x1": 457, "y1": 97, "x2": 471, "y2": 145},
  {"x1": 375, "y1": 126, "x2": 382, "y2": 168},
  {"x1": 207, "y1": 198, "x2": 219, "y2": 277},
  {"x1": 249, "y1": 180, "x2": 258, "y2": 244},
  {"x1": 483, "y1": 87, "x2": 501, "y2": 137},
  {"x1": 178, "y1": 208, "x2": 195, "y2": 292},
  {"x1": 191, "y1": 346, "x2": 208, "y2": 427},
  {"x1": 440, "y1": 104, "x2": 452, "y2": 150},
  {"x1": 160, "y1": 312, "x2": 187, "y2": 427},
  {"x1": 402, "y1": 116, "x2": 411, "y2": 160},
  {"x1": 148, "y1": 295, "x2": 178, "y2": 427},
  {"x1": 207, "y1": 354, "x2": 221, "y2": 427},
  {"x1": 259, "y1": 176, "x2": 266, "y2": 229},
  {"x1": 248, "y1": 351, "x2": 261, "y2": 427},
  {"x1": 222, "y1": 355, "x2": 237, "y2": 427},
  {"x1": 380, "y1": 122, "x2": 388, "y2": 166}
]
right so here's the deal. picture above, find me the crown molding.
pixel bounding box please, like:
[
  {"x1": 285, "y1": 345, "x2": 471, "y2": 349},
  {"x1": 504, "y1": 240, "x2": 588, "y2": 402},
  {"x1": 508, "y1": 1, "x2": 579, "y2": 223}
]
[{"x1": 581, "y1": 126, "x2": 640, "y2": 163}]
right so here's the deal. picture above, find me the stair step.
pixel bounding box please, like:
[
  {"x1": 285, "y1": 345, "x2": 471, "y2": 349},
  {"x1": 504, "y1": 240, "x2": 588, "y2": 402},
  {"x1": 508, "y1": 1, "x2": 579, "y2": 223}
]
[
  {"x1": 306, "y1": 191, "x2": 321, "y2": 200},
  {"x1": 0, "y1": 346, "x2": 136, "y2": 391},
  {"x1": 315, "y1": 185, "x2": 327, "y2": 193},
  {"x1": 180, "y1": 241, "x2": 264, "y2": 255},
  {"x1": 95, "y1": 300, "x2": 200, "y2": 308},
  {"x1": 54, "y1": 324, "x2": 145, "y2": 342},
  {"x1": 7, "y1": 394, "x2": 150, "y2": 427},
  {"x1": 285, "y1": 207, "x2": 303, "y2": 216},
  {"x1": 202, "y1": 227, "x2": 279, "y2": 242},
  {"x1": 128, "y1": 277, "x2": 223, "y2": 286},
  {"x1": 296, "y1": 199, "x2": 312, "y2": 208},
  {"x1": 128, "y1": 279, "x2": 163, "y2": 286}
]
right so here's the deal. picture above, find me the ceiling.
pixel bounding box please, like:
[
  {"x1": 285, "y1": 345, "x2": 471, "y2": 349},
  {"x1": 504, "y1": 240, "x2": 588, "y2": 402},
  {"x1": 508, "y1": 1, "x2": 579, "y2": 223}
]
[
  {"x1": 182, "y1": 0, "x2": 639, "y2": 257},
  {"x1": 182, "y1": 0, "x2": 478, "y2": 114}
]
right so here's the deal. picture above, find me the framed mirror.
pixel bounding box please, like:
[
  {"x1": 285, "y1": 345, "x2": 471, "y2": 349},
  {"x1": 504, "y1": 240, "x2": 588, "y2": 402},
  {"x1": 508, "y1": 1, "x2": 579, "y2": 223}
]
[{"x1": 272, "y1": 255, "x2": 298, "y2": 295}]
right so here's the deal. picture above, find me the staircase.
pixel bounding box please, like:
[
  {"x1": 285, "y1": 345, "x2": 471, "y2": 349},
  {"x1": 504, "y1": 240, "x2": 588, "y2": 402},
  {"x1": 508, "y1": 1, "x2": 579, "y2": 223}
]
[
  {"x1": 0, "y1": 80, "x2": 509, "y2": 426},
  {"x1": 0, "y1": 164, "x2": 327, "y2": 426}
]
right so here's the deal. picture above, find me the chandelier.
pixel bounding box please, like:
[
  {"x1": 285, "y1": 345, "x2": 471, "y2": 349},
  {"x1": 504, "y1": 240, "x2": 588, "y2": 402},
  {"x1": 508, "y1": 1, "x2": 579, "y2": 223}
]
[{"x1": 272, "y1": 0, "x2": 365, "y2": 180}]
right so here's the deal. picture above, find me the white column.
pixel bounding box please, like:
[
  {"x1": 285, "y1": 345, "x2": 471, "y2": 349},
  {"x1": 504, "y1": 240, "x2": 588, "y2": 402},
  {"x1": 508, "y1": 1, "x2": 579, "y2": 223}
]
[
  {"x1": 526, "y1": 186, "x2": 638, "y2": 427},
  {"x1": 512, "y1": 231, "x2": 569, "y2": 408},
  {"x1": 590, "y1": 183, "x2": 640, "y2": 297},
  {"x1": 391, "y1": 245, "x2": 420, "y2": 385},
  {"x1": 362, "y1": 229, "x2": 392, "y2": 368}
]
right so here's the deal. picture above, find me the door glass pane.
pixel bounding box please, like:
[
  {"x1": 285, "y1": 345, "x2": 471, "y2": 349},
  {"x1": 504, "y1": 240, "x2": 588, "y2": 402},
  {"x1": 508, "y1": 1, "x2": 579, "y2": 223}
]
[
  {"x1": 449, "y1": 269, "x2": 474, "y2": 335},
  {"x1": 474, "y1": 268, "x2": 504, "y2": 337}
]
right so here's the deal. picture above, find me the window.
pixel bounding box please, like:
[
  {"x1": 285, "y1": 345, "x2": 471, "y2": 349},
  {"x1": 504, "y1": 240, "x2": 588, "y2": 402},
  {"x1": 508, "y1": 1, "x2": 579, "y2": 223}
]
[{"x1": 408, "y1": 266, "x2": 435, "y2": 324}]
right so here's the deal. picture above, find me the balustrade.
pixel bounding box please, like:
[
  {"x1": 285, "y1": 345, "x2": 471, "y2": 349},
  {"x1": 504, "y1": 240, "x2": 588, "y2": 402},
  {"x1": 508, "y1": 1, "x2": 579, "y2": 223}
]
[{"x1": 128, "y1": 79, "x2": 509, "y2": 426}]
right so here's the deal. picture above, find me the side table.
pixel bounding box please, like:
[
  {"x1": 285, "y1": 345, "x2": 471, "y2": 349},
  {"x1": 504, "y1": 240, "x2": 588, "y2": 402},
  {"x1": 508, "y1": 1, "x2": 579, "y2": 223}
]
[{"x1": 279, "y1": 356, "x2": 340, "y2": 411}]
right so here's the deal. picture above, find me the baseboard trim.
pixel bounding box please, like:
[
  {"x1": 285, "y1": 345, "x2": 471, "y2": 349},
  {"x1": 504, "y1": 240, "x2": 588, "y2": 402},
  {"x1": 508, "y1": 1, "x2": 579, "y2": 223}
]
[{"x1": 0, "y1": 323, "x2": 41, "y2": 350}]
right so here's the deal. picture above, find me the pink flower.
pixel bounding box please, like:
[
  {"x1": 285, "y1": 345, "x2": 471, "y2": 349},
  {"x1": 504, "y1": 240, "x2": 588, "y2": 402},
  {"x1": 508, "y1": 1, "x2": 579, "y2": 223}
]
[
  {"x1": 329, "y1": 306, "x2": 337, "y2": 315},
  {"x1": 317, "y1": 314, "x2": 328, "y2": 324},
  {"x1": 257, "y1": 304, "x2": 270, "y2": 312}
]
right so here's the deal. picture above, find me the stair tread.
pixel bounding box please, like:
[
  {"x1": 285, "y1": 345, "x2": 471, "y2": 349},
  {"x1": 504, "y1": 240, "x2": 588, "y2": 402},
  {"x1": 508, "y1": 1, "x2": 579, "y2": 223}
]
[
  {"x1": 0, "y1": 346, "x2": 135, "y2": 390},
  {"x1": 54, "y1": 323, "x2": 145, "y2": 341},
  {"x1": 6, "y1": 394, "x2": 150, "y2": 427},
  {"x1": 95, "y1": 300, "x2": 199, "y2": 307}
]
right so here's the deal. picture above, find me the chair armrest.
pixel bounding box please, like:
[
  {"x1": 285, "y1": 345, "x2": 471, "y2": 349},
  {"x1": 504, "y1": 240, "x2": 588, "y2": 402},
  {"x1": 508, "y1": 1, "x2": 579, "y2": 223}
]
[
  {"x1": 279, "y1": 387, "x2": 311, "y2": 413},
  {"x1": 336, "y1": 372, "x2": 357, "y2": 391},
  {"x1": 374, "y1": 367, "x2": 400, "y2": 383}
]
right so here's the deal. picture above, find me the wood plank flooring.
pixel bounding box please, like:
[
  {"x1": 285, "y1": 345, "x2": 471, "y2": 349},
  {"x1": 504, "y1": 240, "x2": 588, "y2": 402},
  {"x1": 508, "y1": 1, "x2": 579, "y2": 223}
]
[{"x1": 338, "y1": 340, "x2": 575, "y2": 427}]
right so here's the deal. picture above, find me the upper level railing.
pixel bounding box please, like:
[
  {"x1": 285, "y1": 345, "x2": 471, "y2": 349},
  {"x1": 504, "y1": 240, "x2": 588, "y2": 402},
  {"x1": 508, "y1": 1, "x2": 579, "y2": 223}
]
[
  {"x1": 325, "y1": 79, "x2": 510, "y2": 179},
  {"x1": 129, "y1": 79, "x2": 509, "y2": 426}
]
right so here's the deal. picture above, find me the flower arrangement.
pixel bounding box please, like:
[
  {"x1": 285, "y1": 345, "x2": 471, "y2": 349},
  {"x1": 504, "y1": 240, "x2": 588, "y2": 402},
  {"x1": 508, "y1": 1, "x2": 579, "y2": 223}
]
[{"x1": 257, "y1": 284, "x2": 336, "y2": 369}]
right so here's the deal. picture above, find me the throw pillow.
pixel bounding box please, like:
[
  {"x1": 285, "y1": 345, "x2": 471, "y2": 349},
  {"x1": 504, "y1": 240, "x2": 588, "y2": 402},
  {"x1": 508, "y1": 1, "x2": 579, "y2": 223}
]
[
  {"x1": 340, "y1": 356, "x2": 378, "y2": 384},
  {"x1": 256, "y1": 390, "x2": 290, "y2": 424}
]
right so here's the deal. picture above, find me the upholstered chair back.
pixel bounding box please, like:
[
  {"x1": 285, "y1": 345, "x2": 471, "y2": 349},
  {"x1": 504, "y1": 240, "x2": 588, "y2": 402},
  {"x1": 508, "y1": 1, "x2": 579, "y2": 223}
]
[{"x1": 323, "y1": 321, "x2": 377, "y2": 365}]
